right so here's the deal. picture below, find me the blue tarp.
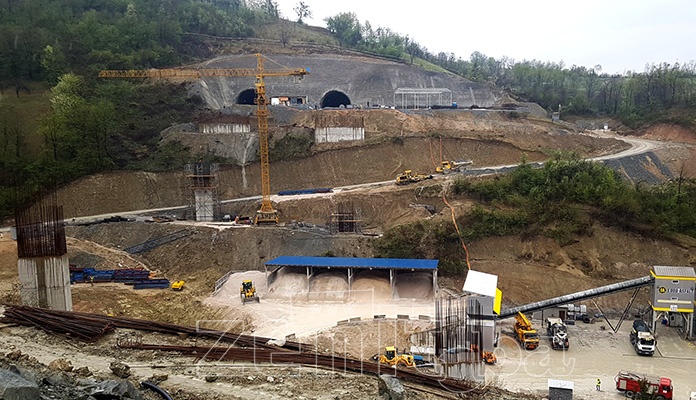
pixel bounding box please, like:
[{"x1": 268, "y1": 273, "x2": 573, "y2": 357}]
[{"x1": 265, "y1": 256, "x2": 438, "y2": 270}]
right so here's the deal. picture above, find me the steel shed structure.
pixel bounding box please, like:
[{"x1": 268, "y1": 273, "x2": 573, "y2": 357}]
[{"x1": 264, "y1": 256, "x2": 438, "y2": 298}]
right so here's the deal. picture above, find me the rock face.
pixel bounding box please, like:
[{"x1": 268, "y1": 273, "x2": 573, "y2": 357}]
[
  {"x1": 0, "y1": 368, "x2": 41, "y2": 400},
  {"x1": 378, "y1": 374, "x2": 405, "y2": 400},
  {"x1": 191, "y1": 54, "x2": 501, "y2": 110}
]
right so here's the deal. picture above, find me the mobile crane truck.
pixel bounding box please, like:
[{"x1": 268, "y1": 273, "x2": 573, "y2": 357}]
[{"x1": 514, "y1": 312, "x2": 539, "y2": 350}]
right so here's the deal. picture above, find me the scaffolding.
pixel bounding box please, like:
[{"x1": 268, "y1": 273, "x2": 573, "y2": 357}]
[
  {"x1": 327, "y1": 202, "x2": 362, "y2": 234},
  {"x1": 394, "y1": 88, "x2": 453, "y2": 110},
  {"x1": 409, "y1": 294, "x2": 485, "y2": 382},
  {"x1": 184, "y1": 162, "x2": 221, "y2": 221}
]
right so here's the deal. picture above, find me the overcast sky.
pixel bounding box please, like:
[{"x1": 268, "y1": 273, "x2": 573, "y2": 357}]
[{"x1": 274, "y1": 0, "x2": 695, "y2": 75}]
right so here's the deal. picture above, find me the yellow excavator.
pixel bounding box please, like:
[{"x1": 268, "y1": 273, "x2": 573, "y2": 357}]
[
  {"x1": 435, "y1": 160, "x2": 472, "y2": 174},
  {"x1": 240, "y1": 280, "x2": 260, "y2": 304}
]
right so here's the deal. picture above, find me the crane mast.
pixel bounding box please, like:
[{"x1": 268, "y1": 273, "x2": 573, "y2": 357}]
[
  {"x1": 99, "y1": 53, "x2": 309, "y2": 224},
  {"x1": 254, "y1": 55, "x2": 276, "y2": 224}
]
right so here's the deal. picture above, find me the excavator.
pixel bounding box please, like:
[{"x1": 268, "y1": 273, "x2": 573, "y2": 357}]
[
  {"x1": 240, "y1": 280, "x2": 260, "y2": 304},
  {"x1": 435, "y1": 160, "x2": 473, "y2": 174}
]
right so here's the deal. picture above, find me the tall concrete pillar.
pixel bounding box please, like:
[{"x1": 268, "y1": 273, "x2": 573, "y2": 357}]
[{"x1": 18, "y1": 254, "x2": 72, "y2": 311}]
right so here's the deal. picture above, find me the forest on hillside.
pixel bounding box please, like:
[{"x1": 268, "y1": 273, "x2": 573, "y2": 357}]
[{"x1": 324, "y1": 12, "x2": 696, "y2": 127}]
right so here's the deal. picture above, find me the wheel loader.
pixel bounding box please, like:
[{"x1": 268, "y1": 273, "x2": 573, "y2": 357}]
[
  {"x1": 372, "y1": 346, "x2": 416, "y2": 367},
  {"x1": 240, "y1": 280, "x2": 260, "y2": 304}
]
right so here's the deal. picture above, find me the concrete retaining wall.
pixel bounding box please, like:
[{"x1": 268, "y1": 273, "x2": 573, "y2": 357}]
[
  {"x1": 199, "y1": 123, "x2": 250, "y2": 134},
  {"x1": 315, "y1": 127, "x2": 364, "y2": 143}
]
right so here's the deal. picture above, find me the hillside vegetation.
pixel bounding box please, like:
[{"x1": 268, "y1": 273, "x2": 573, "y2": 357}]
[{"x1": 375, "y1": 154, "x2": 696, "y2": 275}]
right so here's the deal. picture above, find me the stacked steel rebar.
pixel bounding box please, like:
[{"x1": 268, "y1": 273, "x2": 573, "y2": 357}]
[{"x1": 1, "y1": 305, "x2": 484, "y2": 395}]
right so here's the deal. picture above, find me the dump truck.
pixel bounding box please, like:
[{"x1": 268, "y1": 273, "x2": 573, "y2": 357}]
[
  {"x1": 395, "y1": 170, "x2": 434, "y2": 185},
  {"x1": 171, "y1": 280, "x2": 185, "y2": 291},
  {"x1": 615, "y1": 371, "x2": 673, "y2": 399},
  {"x1": 630, "y1": 319, "x2": 656, "y2": 356},
  {"x1": 240, "y1": 280, "x2": 260, "y2": 304},
  {"x1": 435, "y1": 160, "x2": 472, "y2": 174},
  {"x1": 514, "y1": 312, "x2": 539, "y2": 350},
  {"x1": 545, "y1": 317, "x2": 570, "y2": 350}
]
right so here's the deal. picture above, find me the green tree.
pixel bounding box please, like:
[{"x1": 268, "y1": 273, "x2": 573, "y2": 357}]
[{"x1": 325, "y1": 12, "x2": 362, "y2": 47}]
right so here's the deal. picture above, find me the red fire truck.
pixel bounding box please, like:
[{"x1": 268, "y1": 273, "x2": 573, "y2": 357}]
[{"x1": 615, "y1": 371, "x2": 673, "y2": 399}]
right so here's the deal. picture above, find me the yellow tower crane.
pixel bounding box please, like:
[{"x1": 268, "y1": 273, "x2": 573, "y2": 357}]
[{"x1": 99, "y1": 53, "x2": 310, "y2": 224}]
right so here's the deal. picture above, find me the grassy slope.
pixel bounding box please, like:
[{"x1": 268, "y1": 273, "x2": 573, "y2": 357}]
[{"x1": 0, "y1": 83, "x2": 52, "y2": 158}]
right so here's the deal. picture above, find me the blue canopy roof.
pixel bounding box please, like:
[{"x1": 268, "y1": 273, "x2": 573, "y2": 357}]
[{"x1": 265, "y1": 256, "x2": 438, "y2": 270}]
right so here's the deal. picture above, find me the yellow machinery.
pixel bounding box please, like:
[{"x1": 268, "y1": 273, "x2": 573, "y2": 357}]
[
  {"x1": 99, "y1": 54, "x2": 309, "y2": 225},
  {"x1": 395, "y1": 170, "x2": 433, "y2": 185},
  {"x1": 470, "y1": 344, "x2": 497, "y2": 364},
  {"x1": 395, "y1": 170, "x2": 413, "y2": 185},
  {"x1": 435, "y1": 160, "x2": 472, "y2": 174},
  {"x1": 514, "y1": 311, "x2": 539, "y2": 350},
  {"x1": 240, "y1": 279, "x2": 259, "y2": 304},
  {"x1": 482, "y1": 351, "x2": 497, "y2": 365},
  {"x1": 373, "y1": 346, "x2": 415, "y2": 367},
  {"x1": 171, "y1": 280, "x2": 185, "y2": 291}
]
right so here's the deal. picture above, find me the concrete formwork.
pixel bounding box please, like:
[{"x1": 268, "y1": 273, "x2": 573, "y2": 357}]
[{"x1": 18, "y1": 254, "x2": 72, "y2": 311}]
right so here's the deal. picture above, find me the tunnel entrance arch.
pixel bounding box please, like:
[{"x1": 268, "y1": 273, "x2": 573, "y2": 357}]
[
  {"x1": 321, "y1": 90, "x2": 351, "y2": 108},
  {"x1": 237, "y1": 89, "x2": 256, "y2": 105}
]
